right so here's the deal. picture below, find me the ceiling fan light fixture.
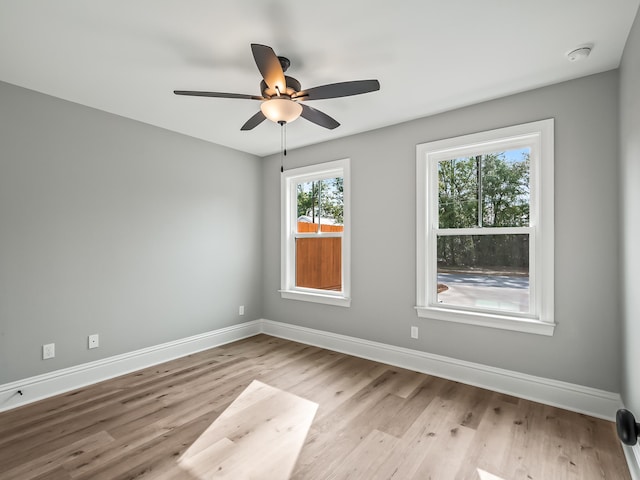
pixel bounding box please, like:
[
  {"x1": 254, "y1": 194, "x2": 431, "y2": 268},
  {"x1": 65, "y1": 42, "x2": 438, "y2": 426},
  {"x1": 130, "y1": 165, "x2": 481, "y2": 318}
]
[{"x1": 260, "y1": 98, "x2": 302, "y2": 124}]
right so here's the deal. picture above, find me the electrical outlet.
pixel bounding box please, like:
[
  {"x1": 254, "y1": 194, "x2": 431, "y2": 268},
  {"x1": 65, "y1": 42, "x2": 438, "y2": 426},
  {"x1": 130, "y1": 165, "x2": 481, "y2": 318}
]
[
  {"x1": 43, "y1": 343, "x2": 55, "y2": 359},
  {"x1": 410, "y1": 326, "x2": 419, "y2": 339},
  {"x1": 88, "y1": 334, "x2": 99, "y2": 349},
  {"x1": 239, "y1": 305, "x2": 245, "y2": 316}
]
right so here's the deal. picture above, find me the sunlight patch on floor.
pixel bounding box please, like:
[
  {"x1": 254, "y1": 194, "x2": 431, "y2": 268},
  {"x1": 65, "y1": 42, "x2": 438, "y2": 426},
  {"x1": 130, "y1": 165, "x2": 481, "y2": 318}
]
[
  {"x1": 477, "y1": 468, "x2": 506, "y2": 480},
  {"x1": 178, "y1": 380, "x2": 318, "y2": 479}
]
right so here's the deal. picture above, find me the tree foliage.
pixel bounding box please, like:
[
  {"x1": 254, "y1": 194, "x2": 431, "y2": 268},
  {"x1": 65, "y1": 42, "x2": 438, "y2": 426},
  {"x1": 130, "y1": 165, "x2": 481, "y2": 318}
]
[{"x1": 297, "y1": 177, "x2": 344, "y2": 225}]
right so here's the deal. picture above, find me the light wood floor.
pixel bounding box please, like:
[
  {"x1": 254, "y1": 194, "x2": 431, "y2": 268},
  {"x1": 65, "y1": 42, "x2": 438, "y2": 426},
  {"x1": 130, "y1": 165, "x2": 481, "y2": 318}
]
[{"x1": 0, "y1": 334, "x2": 630, "y2": 480}]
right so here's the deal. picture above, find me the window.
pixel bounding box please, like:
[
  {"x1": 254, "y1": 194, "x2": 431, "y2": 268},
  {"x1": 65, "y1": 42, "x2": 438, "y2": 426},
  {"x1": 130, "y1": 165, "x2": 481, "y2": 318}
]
[
  {"x1": 281, "y1": 159, "x2": 350, "y2": 307},
  {"x1": 416, "y1": 120, "x2": 554, "y2": 335}
]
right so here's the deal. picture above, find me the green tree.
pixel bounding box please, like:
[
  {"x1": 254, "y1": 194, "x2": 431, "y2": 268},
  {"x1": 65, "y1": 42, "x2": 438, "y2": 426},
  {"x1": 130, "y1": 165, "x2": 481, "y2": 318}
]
[
  {"x1": 481, "y1": 152, "x2": 529, "y2": 227},
  {"x1": 438, "y1": 157, "x2": 477, "y2": 229},
  {"x1": 297, "y1": 181, "x2": 319, "y2": 220},
  {"x1": 321, "y1": 177, "x2": 344, "y2": 224}
]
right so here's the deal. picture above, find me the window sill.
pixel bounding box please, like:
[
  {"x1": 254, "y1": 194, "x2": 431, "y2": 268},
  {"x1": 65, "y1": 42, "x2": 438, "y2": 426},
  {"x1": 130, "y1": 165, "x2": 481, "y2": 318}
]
[
  {"x1": 415, "y1": 306, "x2": 555, "y2": 336},
  {"x1": 280, "y1": 289, "x2": 351, "y2": 307}
]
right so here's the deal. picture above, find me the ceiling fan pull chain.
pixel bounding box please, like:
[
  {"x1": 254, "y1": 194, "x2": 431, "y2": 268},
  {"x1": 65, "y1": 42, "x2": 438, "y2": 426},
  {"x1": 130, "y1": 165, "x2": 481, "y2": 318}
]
[{"x1": 279, "y1": 120, "x2": 285, "y2": 172}]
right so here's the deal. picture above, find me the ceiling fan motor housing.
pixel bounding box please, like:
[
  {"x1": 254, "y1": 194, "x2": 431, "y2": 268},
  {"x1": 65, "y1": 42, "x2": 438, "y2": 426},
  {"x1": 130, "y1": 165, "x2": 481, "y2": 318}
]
[
  {"x1": 277, "y1": 56, "x2": 291, "y2": 72},
  {"x1": 260, "y1": 76, "x2": 301, "y2": 98}
]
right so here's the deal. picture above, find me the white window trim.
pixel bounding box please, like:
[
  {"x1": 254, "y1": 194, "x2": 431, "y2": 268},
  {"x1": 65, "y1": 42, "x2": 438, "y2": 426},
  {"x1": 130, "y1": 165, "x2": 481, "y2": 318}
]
[
  {"x1": 416, "y1": 119, "x2": 555, "y2": 335},
  {"x1": 280, "y1": 159, "x2": 351, "y2": 307}
]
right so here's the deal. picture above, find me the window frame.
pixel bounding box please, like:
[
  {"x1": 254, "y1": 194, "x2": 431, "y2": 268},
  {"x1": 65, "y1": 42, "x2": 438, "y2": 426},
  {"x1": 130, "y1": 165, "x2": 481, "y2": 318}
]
[
  {"x1": 416, "y1": 119, "x2": 555, "y2": 335},
  {"x1": 280, "y1": 158, "x2": 351, "y2": 307}
]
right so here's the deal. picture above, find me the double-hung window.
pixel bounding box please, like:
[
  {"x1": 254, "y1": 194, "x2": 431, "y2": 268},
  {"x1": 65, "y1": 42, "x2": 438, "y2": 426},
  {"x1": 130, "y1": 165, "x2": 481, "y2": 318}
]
[
  {"x1": 416, "y1": 119, "x2": 554, "y2": 335},
  {"x1": 281, "y1": 159, "x2": 350, "y2": 307}
]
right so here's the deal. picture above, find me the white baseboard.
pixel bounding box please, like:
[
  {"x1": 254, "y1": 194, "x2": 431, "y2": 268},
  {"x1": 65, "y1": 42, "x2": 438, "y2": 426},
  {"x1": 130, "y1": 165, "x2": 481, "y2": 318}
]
[
  {"x1": 260, "y1": 319, "x2": 623, "y2": 421},
  {"x1": 0, "y1": 320, "x2": 262, "y2": 412},
  {"x1": 623, "y1": 444, "x2": 640, "y2": 480}
]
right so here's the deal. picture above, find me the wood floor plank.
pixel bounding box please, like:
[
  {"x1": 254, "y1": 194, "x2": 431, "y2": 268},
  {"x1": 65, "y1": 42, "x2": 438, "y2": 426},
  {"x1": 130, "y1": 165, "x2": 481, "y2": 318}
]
[
  {"x1": 62, "y1": 401, "x2": 223, "y2": 478},
  {"x1": 375, "y1": 374, "x2": 448, "y2": 438},
  {"x1": 370, "y1": 392, "x2": 457, "y2": 479},
  {"x1": 0, "y1": 334, "x2": 630, "y2": 480},
  {"x1": 30, "y1": 466, "x2": 73, "y2": 480},
  {"x1": 70, "y1": 410, "x2": 219, "y2": 480},
  {"x1": 178, "y1": 380, "x2": 317, "y2": 480},
  {"x1": 1, "y1": 431, "x2": 114, "y2": 480},
  {"x1": 291, "y1": 371, "x2": 405, "y2": 479},
  {"x1": 257, "y1": 346, "x2": 344, "y2": 393},
  {"x1": 498, "y1": 398, "x2": 548, "y2": 479},
  {"x1": 410, "y1": 420, "x2": 476, "y2": 480},
  {"x1": 329, "y1": 429, "x2": 400, "y2": 480},
  {"x1": 439, "y1": 380, "x2": 494, "y2": 430},
  {"x1": 454, "y1": 396, "x2": 521, "y2": 479}
]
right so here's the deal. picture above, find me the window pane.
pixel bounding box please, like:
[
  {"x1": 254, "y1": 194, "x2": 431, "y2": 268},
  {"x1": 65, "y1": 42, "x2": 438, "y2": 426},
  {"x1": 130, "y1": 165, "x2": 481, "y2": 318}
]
[
  {"x1": 438, "y1": 148, "x2": 530, "y2": 228},
  {"x1": 436, "y1": 234, "x2": 529, "y2": 313},
  {"x1": 297, "y1": 181, "x2": 319, "y2": 233},
  {"x1": 318, "y1": 177, "x2": 344, "y2": 232},
  {"x1": 438, "y1": 157, "x2": 478, "y2": 228},
  {"x1": 296, "y1": 178, "x2": 344, "y2": 233},
  {"x1": 296, "y1": 237, "x2": 342, "y2": 291},
  {"x1": 481, "y1": 149, "x2": 530, "y2": 227}
]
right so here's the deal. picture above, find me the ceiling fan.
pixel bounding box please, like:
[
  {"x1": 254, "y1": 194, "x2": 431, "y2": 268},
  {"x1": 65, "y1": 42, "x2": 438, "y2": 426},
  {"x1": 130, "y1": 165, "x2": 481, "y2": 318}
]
[{"x1": 174, "y1": 43, "x2": 380, "y2": 131}]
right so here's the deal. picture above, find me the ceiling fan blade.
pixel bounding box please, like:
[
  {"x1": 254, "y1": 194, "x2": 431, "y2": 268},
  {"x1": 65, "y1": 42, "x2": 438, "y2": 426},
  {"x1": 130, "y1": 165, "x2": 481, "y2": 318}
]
[
  {"x1": 174, "y1": 90, "x2": 263, "y2": 100},
  {"x1": 251, "y1": 44, "x2": 286, "y2": 93},
  {"x1": 293, "y1": 79, "x2": 380, "y2": 100},
  {"x1": 300, "y1": 104, "x2": 340, "y2": 130},
  {"x1": 241, "y1": 110, "x2": 267, "y2": 131}
]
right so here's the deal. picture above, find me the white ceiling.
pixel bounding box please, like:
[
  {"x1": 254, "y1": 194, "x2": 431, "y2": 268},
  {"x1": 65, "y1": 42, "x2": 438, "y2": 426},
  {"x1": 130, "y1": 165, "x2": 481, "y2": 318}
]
[{"x1": 1, "y1": 1, "x2": 638, "y2": 157}]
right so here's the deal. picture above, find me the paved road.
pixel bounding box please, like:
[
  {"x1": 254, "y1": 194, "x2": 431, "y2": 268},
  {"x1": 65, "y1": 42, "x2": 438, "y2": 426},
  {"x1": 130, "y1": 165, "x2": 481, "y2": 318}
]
[
  {"x1": 437, "y1": 272, "x2": 529, "y2": 289},
  {"x1": 437, "y1": 272, "x2": 529, "y2": 312}
]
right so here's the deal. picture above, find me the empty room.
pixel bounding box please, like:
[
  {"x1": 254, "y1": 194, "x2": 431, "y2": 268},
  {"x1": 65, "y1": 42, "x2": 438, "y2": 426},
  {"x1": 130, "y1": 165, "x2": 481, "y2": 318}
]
[{"x1": 1, "y1": 1, "x2": 640, "y2": 479}]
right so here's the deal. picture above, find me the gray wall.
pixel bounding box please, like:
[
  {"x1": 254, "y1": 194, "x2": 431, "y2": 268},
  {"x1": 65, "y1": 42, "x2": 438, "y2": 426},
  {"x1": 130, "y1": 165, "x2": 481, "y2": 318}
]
[
  {"x1": 620, "y1": 8, "x2": 640, "y2": 413},
  {"x1": 263, "y1": 70, "x2": 621, "y2": 392},
  {"x1": 0, "y1": 81, "x2": 263, "y2": 384}
]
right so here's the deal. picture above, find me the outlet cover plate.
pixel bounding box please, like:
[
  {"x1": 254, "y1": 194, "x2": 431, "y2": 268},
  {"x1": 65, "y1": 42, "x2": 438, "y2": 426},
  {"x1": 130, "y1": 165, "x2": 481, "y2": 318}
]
[
  {"x1": 43, "y1": 343, "x2": 55, "y2": 359},
  {"x1": 411, "y1": 326, "x2": 419, "y2": 339},
  {"x1": 88, "y1": 334, "x2": 99, "y2": 349}
]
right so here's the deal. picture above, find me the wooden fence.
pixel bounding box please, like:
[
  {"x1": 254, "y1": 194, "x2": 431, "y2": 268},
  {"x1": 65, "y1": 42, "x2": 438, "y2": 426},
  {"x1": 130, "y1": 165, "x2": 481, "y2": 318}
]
[{"x1": 296, "y1": 222, "x2": 343, "y2": 291}]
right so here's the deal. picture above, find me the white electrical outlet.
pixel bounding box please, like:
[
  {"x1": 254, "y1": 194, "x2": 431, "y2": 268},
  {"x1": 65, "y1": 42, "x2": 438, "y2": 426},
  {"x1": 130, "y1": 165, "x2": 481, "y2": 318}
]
[
  {"x1": 411, "y1": 326, "x2": 419, "y2": 339},
  {"x1": 88, "y1": 334, "x2": 99, "y2": 349},
  {"x1": 239, "y1": 305, "x2": 245, "y2": 316},
  {"x1": 43, "y1": 343, "x2": 55, "y2": 359}
]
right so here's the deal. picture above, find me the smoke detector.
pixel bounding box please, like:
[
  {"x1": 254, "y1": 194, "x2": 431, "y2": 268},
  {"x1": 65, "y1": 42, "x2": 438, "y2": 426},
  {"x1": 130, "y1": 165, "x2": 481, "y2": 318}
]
[{"x1": 567, "y1": 45, "x2": 592, "y2": 62}]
